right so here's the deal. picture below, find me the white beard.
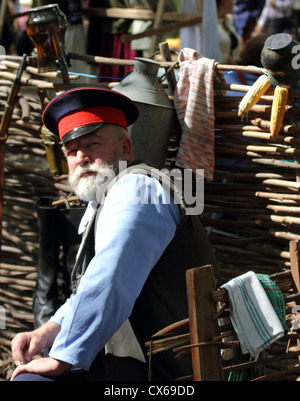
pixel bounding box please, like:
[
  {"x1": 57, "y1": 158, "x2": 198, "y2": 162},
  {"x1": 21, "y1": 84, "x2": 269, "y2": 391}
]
[{"x1": 69, "y1": 162, "x2": 117, "y2": 202}]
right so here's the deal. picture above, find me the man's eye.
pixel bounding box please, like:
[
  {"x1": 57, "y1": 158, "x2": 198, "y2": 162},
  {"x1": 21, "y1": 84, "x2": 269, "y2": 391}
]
[
  {"x1": 88, "y1": 141, "x2": 101, "y2": 148},
  {"x1": 66, "y1": 149, "x2": 77, "y2": 156}
]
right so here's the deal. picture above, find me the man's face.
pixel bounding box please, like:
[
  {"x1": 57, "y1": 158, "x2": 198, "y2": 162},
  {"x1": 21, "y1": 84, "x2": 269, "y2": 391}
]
[{"x1": 64, "y1": 127, "x2": 123, "y2": 202}]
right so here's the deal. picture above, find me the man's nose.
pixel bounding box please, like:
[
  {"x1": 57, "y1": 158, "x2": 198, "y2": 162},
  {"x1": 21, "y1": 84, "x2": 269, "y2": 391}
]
[{"x1": 77, "y1": 149, "x2": 91, "y2": 165}]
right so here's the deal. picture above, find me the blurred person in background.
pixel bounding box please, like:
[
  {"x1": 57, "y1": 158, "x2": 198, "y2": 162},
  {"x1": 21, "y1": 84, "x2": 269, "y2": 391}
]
[
  {"x1": 0, "y1": 0, "x2": 15, "y2": 54},
  {"x1": 217, "y1": 0, "x2": 242, "y2": 64},
  {"x1": 233, "y1": 0, "x2": 265, "y2": 43},
  {"x1": 292, "y1": 0, "x2": 300, "y2": 40},
  {"x1": 224, "y1": 33, "x2": 269, "y2": 94},
  {"x1": 255, "y1": 0, "x2": 295, "y2": 35},
  {"x1": 179, "y1": 0, "x2": 219, "y2": 60}
]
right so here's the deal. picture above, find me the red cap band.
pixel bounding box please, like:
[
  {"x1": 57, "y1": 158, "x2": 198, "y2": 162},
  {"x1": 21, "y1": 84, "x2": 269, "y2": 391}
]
[{"x1": 57, "y1": 106, "x2": 128, "y2": 141}]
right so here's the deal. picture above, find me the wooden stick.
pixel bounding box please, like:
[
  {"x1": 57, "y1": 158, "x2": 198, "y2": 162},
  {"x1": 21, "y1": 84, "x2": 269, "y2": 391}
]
[
  {"x1": 122, "y1": 16, "x2": 203, "y2": 43},
  {"x1": 82, "y1": 8, "x2": 196, "y2": 21},
  {"x1": 216, "y1": 143, "x2": 300, "y2": 156},
  {"x1": 215, "y1": 122, "x2": 300, "y2": 134},
  {"x1": 261, "y1": 178, "x2": 300, "y2": 190},
  {"x1": 252, "y1": 158, "x2": 300, "y2": 169},
  {"x1": 152, "y1": 318, "x2": 189, "y2": 338},
  {"x1": 149, "y1": 0, "x2": 166, "y2": 55},
  {"x1": 252, "y1": 365, "x2": 300, "y2": 381},
  {"x1": 0, "y1": 0, "x2": 8, "y2": 44},
  {"x1": 146, "y1": 333, "x2": 190, "y2": 355},
  {"x1": 174, "y1": 340, "x2": 240, "y2": 352},
  {"x1": 0, "y1": 276, "x2": 36, "y2": 288},
  {"x1": 266, "y1": 205, "x2": 300, "y2": 214},
  {"x1": 159, "y1": 42, "x2": 177, "y2": 96},
  {"x1": 255, "y1": 191, "x2": 300, "y2": 201},
  {"x1": 223, "y1": 350, "x2": 300, "y2": 373}
]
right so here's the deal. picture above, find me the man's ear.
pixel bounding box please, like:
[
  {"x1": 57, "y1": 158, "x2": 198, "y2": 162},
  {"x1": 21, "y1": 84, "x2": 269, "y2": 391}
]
[{"x1": 120, "y1": 136, "x2": 133, "y2": 160}]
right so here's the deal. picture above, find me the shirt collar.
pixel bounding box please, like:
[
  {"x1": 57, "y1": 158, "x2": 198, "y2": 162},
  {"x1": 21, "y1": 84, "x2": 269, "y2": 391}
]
[{"x1": 78, "y1": 200, "x2": 99, "y2": 234}]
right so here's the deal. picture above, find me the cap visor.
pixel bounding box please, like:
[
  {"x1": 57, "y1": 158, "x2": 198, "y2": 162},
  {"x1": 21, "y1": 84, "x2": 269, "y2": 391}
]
[{"x1": 61, "y1": 123, "x2": 104, "y2": 144}]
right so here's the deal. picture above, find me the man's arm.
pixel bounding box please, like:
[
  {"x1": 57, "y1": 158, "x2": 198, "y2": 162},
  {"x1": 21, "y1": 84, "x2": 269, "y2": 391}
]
[{"x1": 48, "y1": 173, "x2": 181, "y2": 370}]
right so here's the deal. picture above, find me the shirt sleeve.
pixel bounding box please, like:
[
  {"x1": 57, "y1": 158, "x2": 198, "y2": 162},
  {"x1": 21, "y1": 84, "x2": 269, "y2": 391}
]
[
  {"x1": 274, "y1": 0, "x2": 294, "y2": 11},
  {"x1": 49, "y1": 173, "x2": 181, "y2": 369},
  {"x1": 256, "y1": 1, "x2": 269, "y2": 27}
]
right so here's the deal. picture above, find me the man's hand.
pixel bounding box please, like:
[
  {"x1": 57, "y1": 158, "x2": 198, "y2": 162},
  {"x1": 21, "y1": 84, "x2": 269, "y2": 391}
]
[
  {"x1": 11, "y1": 322, "x2": 61, "y2": 365},
  {"x1": 10, "y1": 357, "x2": 72, "y2": 381}
]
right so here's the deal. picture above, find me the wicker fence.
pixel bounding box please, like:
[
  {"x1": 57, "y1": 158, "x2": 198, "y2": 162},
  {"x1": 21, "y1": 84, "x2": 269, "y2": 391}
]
[
  {"x1": 0, "y1": 57, "x2": 300, "y2": 379},
  {"x1": 204, "y1": 68, "x2": 300, "y2": 279}
]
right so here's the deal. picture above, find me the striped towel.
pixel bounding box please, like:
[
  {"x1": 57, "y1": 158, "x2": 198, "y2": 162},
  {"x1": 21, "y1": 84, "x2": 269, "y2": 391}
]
[
  {"x1": 221, "y1": 271, "x2": 285, "y2": 360},
  {"x1": 257, "y1": 273, "x2": 288, "y2": 331},
  {"x1": 174, "y1": 48, "x2": 225, "y2": 181}
]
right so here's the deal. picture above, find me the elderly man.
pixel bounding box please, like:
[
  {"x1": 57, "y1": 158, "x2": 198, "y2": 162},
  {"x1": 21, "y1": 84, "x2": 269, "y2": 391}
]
[{"x1": 11, "y1": 87, "x2": 218, "y2": 381}]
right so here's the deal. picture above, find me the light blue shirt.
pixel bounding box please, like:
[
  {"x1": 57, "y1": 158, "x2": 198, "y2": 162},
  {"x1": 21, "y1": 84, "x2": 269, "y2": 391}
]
[{"x1": 49, "y1": 173, "x2": 181, "y2": 369}]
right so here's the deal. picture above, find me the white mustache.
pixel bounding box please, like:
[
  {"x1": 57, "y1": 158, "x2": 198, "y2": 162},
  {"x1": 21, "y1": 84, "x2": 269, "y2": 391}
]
[
  {"x1": 71, "y1": 163, "x2": 101, "y2": 181},
  {"x1": 68, "y1": 163, "x2": 116, "y2": 202}
]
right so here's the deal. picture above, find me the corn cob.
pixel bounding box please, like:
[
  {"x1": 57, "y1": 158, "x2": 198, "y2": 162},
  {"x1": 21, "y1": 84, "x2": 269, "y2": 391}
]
[
  {"x1": 238, "y1": 74, "x2": 271, "y2": 117},
  {"x1": 270, "y1": 85, "x2": 289, "y2": 139}
]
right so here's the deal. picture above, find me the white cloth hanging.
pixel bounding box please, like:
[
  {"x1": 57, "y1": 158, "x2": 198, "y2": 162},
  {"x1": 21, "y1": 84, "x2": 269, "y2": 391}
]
[{"x1": 179, "y1": 0, "x2": 219, "y2": 61}]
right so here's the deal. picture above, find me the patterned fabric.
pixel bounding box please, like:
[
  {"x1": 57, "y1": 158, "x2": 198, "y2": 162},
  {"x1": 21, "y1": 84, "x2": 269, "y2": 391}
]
[
  {"x1": 256, "y1": 273, "x2": 288, "y2": 331},
  {"x1": 174, "y1": 48, "x2": 225, "y2": 181},
  {"x1": 227, "y1": 351, "x2": 266, "y2": 381},
  {"x1": 221, "y1": 271, "x2": 285, "y2": 360},
  {"x1": 227, "y1": 273, "x2": 287, "y2": 381}
]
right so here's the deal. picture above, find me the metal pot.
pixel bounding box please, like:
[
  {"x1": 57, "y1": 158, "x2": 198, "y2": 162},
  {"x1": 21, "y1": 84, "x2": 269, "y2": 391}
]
[{"x1": 261, "y1": 33, "x2": 300, "y2": 86}]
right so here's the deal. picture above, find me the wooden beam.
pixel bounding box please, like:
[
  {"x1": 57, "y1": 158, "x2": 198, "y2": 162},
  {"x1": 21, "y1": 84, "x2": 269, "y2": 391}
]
[
  {"x1": 289, "y1": 240, "x2": 300, "y2": 363},
  {"x1": 159, "y1": 42, "x2": 177, "y2": 96},
  {"x1": 149, "y1": 0, "x2": 166, "y2": 55},
  {"x1": 186, "y1": 265, "x2": 223, "y2": 381},
  {"x1": 7, "y1": 8, "x2": 195, "y2": 22},
  {"x1": 122, "y1": 16, "x2": 202, "y2": 43},
  {"x1": 0, "y1": 0, "x2": 8, "y2": 45},
  {"x1": 290, "y1": 240, "x2": 300, "y2": 292},
  {"x1": 82, "y1": 8, "x2": 195, "y2": 21}
]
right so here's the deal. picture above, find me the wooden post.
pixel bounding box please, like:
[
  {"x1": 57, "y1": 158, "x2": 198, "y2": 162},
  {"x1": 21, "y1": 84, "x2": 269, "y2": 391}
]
[
  {"x1": 289, "y1": 240, "x2": 300, "y2": 363},
  {"x1": 159, "y1": 41, "x2": 177, "y2": 97},
  {"x1": 0, "y1": 55, "x2": 26, "y2": 262},
  {"x1": 186, "y1": 265, "x2": 223, "y2": 381},
  {"x1": 0, "y1": 0, "x2": 8, "y2": 45},
  {"x1": 290, "y1": 240, "x2": 300, "y2": 292},
  {"x1": 149, "y1": 0, "x2": 166, "y2": 55}
]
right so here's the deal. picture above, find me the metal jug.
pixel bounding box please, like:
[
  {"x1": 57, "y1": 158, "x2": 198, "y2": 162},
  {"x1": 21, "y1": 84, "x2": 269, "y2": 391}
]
[{"x1": 114, "y1": 57, "x2": 175, "y2": 169}]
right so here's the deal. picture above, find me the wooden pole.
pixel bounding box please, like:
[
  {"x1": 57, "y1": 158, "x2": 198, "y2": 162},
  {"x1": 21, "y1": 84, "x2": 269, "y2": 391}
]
[
  {"x1": 186, "y1": 265, "x2": 223, "y2": 381},
  {"x1": 0, "y1": 55, "x2": 27, "y2": 262},
  {"x1": 159, "y1": 41, "x2": 177, "y2": 96},
  {"x1": 122, "y1": 16, "x2": 202, "y2": 43},
  {"x1": 289, "y1": 240, "x2": 300, "y2": 362},
  {"x1": 149, "y1": 0, "x2": 166, "y2": 55},
  {"x1": 0, "y1": 0, "x2": 8, "y2": 45}
]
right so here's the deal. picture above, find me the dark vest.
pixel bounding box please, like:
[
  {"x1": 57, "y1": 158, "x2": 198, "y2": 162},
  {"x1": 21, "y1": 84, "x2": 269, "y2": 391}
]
[{"x1": 71, "y1": 164, "x2": 219, "y2": 381}]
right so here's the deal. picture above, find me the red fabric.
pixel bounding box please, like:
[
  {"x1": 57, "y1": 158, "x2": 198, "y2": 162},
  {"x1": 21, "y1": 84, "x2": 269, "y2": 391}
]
[
  {"x1": 98, "y1": 34, "x2": 136, "y2": 82},
  {"x1": 58, "y1": 106, "x2": 127, "y2": 140}
]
